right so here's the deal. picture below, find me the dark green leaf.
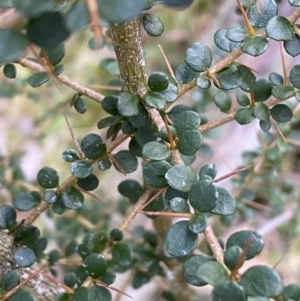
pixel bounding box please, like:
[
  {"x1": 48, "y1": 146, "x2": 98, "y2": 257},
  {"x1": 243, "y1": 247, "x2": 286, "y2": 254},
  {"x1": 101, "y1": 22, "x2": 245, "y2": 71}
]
[
  {"x1": 184, "y1": 254, "x2": 213, "y2": 286},
  {"x1": 165, "y1": 186, "x2": 188, "y2": 203},
  {"x1": 129, "y1": 104, "x2": 148, "y2": 128},
  {"x1": 226, "y1": 230, "x2": 264, "y2": 260},
  {"x1": 185, "y1": 42, "x2": 212, "y2": 72},
  {"x1": 77, "y1": 173, "x2": 99, "y2": 191},
  {"x1": 176, "y1": 61, "x2": 199, "y2": 84},
  {"x1": 212, "y1": 281, "x2": 245, "y2": 301},
  {"x1": 253, "y1": 102, "x2": 270, "y2": 121},
  {"x1": 62, "y1": 149, "x2": 78, "y2": 162},
  {"x1": 148, "y1": 71, "x2": 169, "y2": 92},
  {"x1": 266, "y1": 16, "x2": 293, "y2": 41},
  {"x1": 88, "y1": 286, "x2": 112, "y2": 301},
  {"x1": 74, "y1": 287, "x2": 89, "y2": 301},
  {"x1": 76, "y1": 244, "x2": 92, "y2": 260},
  {"x1": 43, "y1": 44, "x2": 65, "y2": 66},
  {"x1": 178, "y1": 129, "x2": 202, "y2": 156},
  {"x1": 173, "y1": 111, "x2": 200, "y2": 135},
  {"x1": 1, "y1": 270, "x2": 20, "y2": 292},
  {"x1": 81, "y1": 133, "x2": 106, "y2": 159},
  {"x1": 15, "y1": 225, "x2": 40, "y2": 248},
  {"x1": 0, "y1": 29, "x2": 29, "y2": 65},
  {"x1": 112, "y1": 243, "x2": 132, "y2": 266},
  {"x1": 143, "y1": 160, "x2": 172, "y2": 188},
  {"x1": 259, "y1": 120, "x2": 272, "y2": 131},
  {"x1": 15, "y1": 0, "x2": 56, "y2": 18},
  {"x1": 98, "y1": 158, "x2": 112, "y2": 171},
  {"x1": 269, "y1": 72, "x2": 283, "y2": 86},
  {"x1": 73, "y1": 97, "x2": 87, "y2": 114},
  {"x1": 213, "y1": 91, "x2": 232, "y2": 112},
  {"x1": 247, "y1": 0, "x2": 277, "y2": 28},
  {"x1": 196, "y1": 261, "x2": 229, "y2": 286},
  {"x1": 272, "y1": 85, "x2": 294, "y2": 99},
  {"x1": 13, "y1": 247, "x2": 36, "y2": 267},
  {"x1": 110, "y1": 229, "x2": 123, "y2": 241},
  {"x1": 214, "y1": 29, "x2": 240, "y2": 52},
  {"x1": 98, "y1": 0, "x2": 146, "y2": 24},
  {"x1": 270, "y1": 104, "x2": 293, "y2": 122},
  {"x1": 85, "y1": 231, "x2": 108, "y2": 253},
  {"x1": 199, "y1": 163, "x2": 218, "y2": 179},
  {"x1": 240, "y1": 265, "x2": 283, "y2": 297},
  {"x1": 282, "y1": 284, "x2": 300, "y2": 301},
  {"x1": 196, "y1": 75, "x2": 211, "y2": 89},
  {"x1": 211, "y1": 187, "x2": 236, "y2": 215},
  {"x1": 142, "y1": 141, "x2": 171, "y2": 160},
  {"x1": 226, "y1": 26, "x2": 246, "y2": 42},
  {"x1": 122, "y1": 119, "x2": 136, "y2": 134},
  {"x1": 64, "y1": 272, "x2": 77, "y2": 288},
  {"x1": 100, "y1": 271, "x2": 116, "y2": 285},
  {"x1": 65, "y1": 0, "x2": 89, "y2": 31},
  {"x1": 289, "y1": 0, "x2": 300, "y2": 5},
  {"x1": 113, "y1": 150, "x2": 138, "y2": 173},
  {"x1": 169, "y1": 197, "x2": 190, "y2": 213},
  {"x1": 70, "y1": 160, "x2": 93, "y2": 179},
  {"x1": 188, "y1": 213, "x2": 207, "y2": 234},
  {"x1": 165, "y1": 220, "x2": 198, "y2": 257},
  {"x1": 27, "y1": 12, "x2": 71, "y2": 48},
  {"x1": 284, "y1": 33, "x2": 300, "y2": 57},
  {"x1": 117, "y1": 91, "x2": 139, "y2": 116},
  {"x1": 215, "y1": 65, "x2": 242, "y2": 90},
  {"x1": 3, "y1": 64, "x2": 17, "y2": 78},
  {"x1": 290, "y1": 64, "x2": 300, "y2": 88},
  {"x1": 241, "y1": 36, "x2": 269, "y2": 57},
  {"x1": 224, "y1": 246, "x2": 244, "y2": 271},
  {"x1": 189, "y1": 179, "x2": 219, "y2": 212},
  {"x1": 53, "y1": 64, "x2": 64, "y2": 76},
  {"x1": 165, "y1": 165, "x2": 197, "y2": 192},
  {"x1": 83, "y1": 254, "x2": 106, "y2": 278},
  {"x1": 253, "y1": 79, "x2": 272, "y2": 102},
  {"x1": 144, "y1": 93, "x2": 167, "y2": 109},
  {"x1": 143, "y1": 14, "x2": 164, "y2": 37},
  {"x1": 12, "y1": 192, "x2": 36, "y2": 211},
  {"x1": 0, "y1": 205, "x2": 17, "y2": 230},
  {"x1": 97, "y1": 116, "x2": 122, "y2": 129},
  {"x1": 238, "y1": 65, "x2": 256, "y2": 92},
  {"x1": 101, "y1": 95, "x2": 120, "y2": 116},
  {"x1": 235, "y1": 108, "x2": 255, "y2": 125},
  {"x1": 236, "y1": 94, "x2": 250, "y2": 106},
  {"x1": 62, "y1": 186, "x2": 84, "y2": 210},
  {"x1": 52, "y1": 195, "x2": 67, "y2": 215},
  {"x1": 156, "y1": 78, "x2": 178, "y2": 102},
  {"x1": 7, "y1": 289, "x2": 34, "y2": 301},
  {"x1": 28, "y1": 72, "x2": 49, "y2": 87}
]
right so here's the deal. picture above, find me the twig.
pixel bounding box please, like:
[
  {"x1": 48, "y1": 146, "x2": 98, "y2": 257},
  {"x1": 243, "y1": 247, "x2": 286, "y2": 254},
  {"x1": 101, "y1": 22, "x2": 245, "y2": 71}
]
[
  {"x1": 140, "y1": 211, "x2": 193, "y2": 218},
  {"x1": 158, "y1": 44, "x2": 175, "y2": 79},
  {"x1": 204, "y1": 225, "x2": 224, "y2": 265}
]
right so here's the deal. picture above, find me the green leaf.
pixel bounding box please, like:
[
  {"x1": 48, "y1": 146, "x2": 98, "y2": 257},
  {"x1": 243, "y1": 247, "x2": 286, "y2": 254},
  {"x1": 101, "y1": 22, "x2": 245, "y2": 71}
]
[
  {"x1": 211, "y1": 187, "x2": 236, "y2": 215},
  {"x1": 143, "y1": 160, "x2": 172, "y2": 188},
  {"x1": 196, "y1": 261, "x2": 229, "y2": 286},
  {"x1": 112, "y1": 243, "x2": 132, "y2": 266},
  {"x1": 83, "y1": 254, "x2": 106, "y2": 278},
  {"x1": 259, "y1": 120, "x2": 272, "y2": 132},
  {"x1": 62, "y1": 149, "x2": 78, "y2": 162},
  {"x1": 188, "y1": 213, "x2": 207, "y2": 234},
  {"x1": 72, "y1": 97, "x2": 86, "y2": 114},
  {"x1": 290, "y1": 64, "x2": 300, "y2": 88},
  {"x1": 269, "y1": 72, "x2": 283, "y2": 86},
  {"x1": 247, "y1": 0, "x2": 277, "y2": 28},
  {"x1": 253, "y1": 79, "x2": 272, "y2": 102},
  {"x1": 165, "y1": 186, "x2": 188, "y2": 202},
  {"x1": 65, "y1": 0, "x2": 89, "y2": 31},
  {"x1": 156, "y1": 78, "x2": 178, "y2": 103},
  {"x1": 142, "y1": 141, "x2": 171, "y2": 161},
  {"x1": 196, "y1": 75, "x2": 211, "y2": 89},
  {"x1": 143, "y1": 14, "x2": 164, "y2": 37},
  {"x1": 224, "y1": 246, "x2": 244, "y2": 271},
  {"x1": 226, "y1": 230, "x2": 264, "y2": 260},
  {"x1": 253, "y1": 102, "x2": 270, "y2": 121},
  {"x1": 236, "y1": 94, "x2": 250, "y2": 106},
  {"x1": 53, "y1": 64, "x2": 64, "y2": 76},
  {"x1": 110, "y1": 229, "x2": 124, "y2": 241},
  {"x1": 13, "y1": 247, "x2": 36, "y2": 267},
  {"x1": 1, "y1": 270, "x2": 20, "y2": 292},
  {"x1": 129, "y1": 104, "x2": 148, "y2": 128},
  {"x1": 98, "y1": 158, "x2": 112, "y2": 171},
  {"x1": 184, "y1": 255, "x2": 213, "y2": 286},
  {"x1": 284, "y1": 33, "x2": 300, "y2": 57},
  {"x1": 144, "y1": 93, "x2": 167, "y2": 109},
  {"x1": 7, "y1": 289, "x2": 35, "y2": 301},
  {"x1": 185, "y1": 42, "x2": 212, "y2": 72},
  {"x1": 62, "y1": 186, "x2": 84, "y2": 210},
  {"x1": 118, "y1": 179, "x2": 143, "y2": 203},
  {"x1": 173, "y1": 111, "x2": 200, "y2": 135},
  {"x1": 15, "y1": 0, "x2": 56, "y2": 18},
  {"x1": 176, "y1": 62, "x2": 199, "y2": 84},
  {"x1": 165, "y1": 220, "x2": 198, "y2": 257},
  {"x1": 199, "y1": 163, "x2": 218, "y2": 179},
  {"x1": 238, "y1": 65, "x2": 256, "y2": 92},
  {"x1": 240, "y1": 265, "x2": 283, "y2": 297},
  {"x1": 64, "y1": 272, "x2": 77, "y2": 288},
  {"x1": 266, "y1": 16, "x2": 293, "y2": 41},
  {"x1": 117, "y1": 91, "x2": 139, "y2": 116},
  {"x1": 289, "y1": 0, "x2": 300, "y2": 5},
  {"x1": 98, "y1": 0, "x2": 146, "y2": 24},
  {"x1": 113, "y1": 150, "x2": 138, "y2": 173},
  {"x1": 214, "y1": 29, "x2": 240, "y2": 52},
  {"x1": 88, "y1": 286, "x2": 112, "y2": 301},
  {"x1": 178, "y1": 130, "x2": 202, "y2": 156},
  {"x1": 165, "y1": 165, "x2": 197, "y2": 192},
  {"x1": 241, "y1": 36, "x2": 269, "y2": 57},
  {"x1": 169, "y1": 197, "x2": 190, "y2": 213},
  {"x1": 15, "y1": 225, "x2": 40, "y2": 248},
  {"x1": 100, "y1": 271, "x2": 116, "y2": 285},
  {"x1": 148, "y1": 71, "x2": 169, "y2": 92},
  {"x1": 3, "y1": 64, "x2": 17, "y2": 79},
  {"x1": 12, "y1": 192, "x2": 36, "y2": 211},
  {"x1": 52, "y1": 195, "x2": 67, "y2": 215},
  {"x1": 189, "y1": 179, "x2": 219, "y2": 212},
  {"x1": 270, "y1": 104, "x2": 293, "y2": 122},
  {"x1": 28, "y1": 72, "x2": 50, "y2": 87},
  {"x1": 77, "y1": 174, "x2": 99, "y2": 191},
  {"x1": 27, "y1": 12, "x2": 71, "y2": 48},
  {"x1": 70, "y1": 160, "x2": 93, "y2": 179},
  {"x1": 215, "y1": 65, "x2": 242, "y2": 90},
  {"x1": 97, "y1": 116, "x2": 122, "y2": 129},
  {"x1": 43, "y1": 44, "x2": 65, "y2": 66},
  {"x1": 212, "y1": 281, "x2": 245, "y2": 301},
  {"x1": 0, "y1": 205, "x2": 17, "y2": 230},
  {"x1": 235, "y1": 108, "x2": 255, "y2": 125},
  {"x1": 272, "y1": 85, "x2": 294, "y2": 99},
  {"x1": 84, "y1": 231, "x2": 108, "y2": 253},
  {"x1": 0, "y1": 29, "x2": 29, "y2": 65},
  {"x1": 213, "y1": 91, "x2": 232, "y2": 113},
  {"x1": 74, "y1": 287, "x2": 89, "y2": 301},
  {"x1": 282, "y1": 284, "x2": 300, "y2": 301},
  {"x1": 226, "y1": 26, "x2": 246, "y2": 42},
  {"x1": 102, "y1": 95, "x2": 120, "y2": 115},
  {"x1": 81, "y1": 133, "x2": 107, "y2": 159}
]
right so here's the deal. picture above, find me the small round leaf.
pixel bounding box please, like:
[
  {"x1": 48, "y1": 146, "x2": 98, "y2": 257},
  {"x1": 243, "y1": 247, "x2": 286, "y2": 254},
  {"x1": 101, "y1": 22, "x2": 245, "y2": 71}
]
[
  {"x1": 143, "y1": 160, "x2": 172, "y2": 188},
  {"x1": 83, "y1": 254, "x2": 106, "y2": 278},
  {"x1": 15, "y1": 225, "x2": 40, "y2": 248},
  {"x1": 173, "y1": 111, "x2": 200, "y2": 135},
  {"x1": 3, "y1": 64, "x2": 17, "y2": 78},
  {"x1": 12, "y1": 192, "x2": 36, "y2": 211},
  {"x1": 144, "y1": 93, "x2": 167, "y2": 109},
  {"x1": 85, "y1": 231, "x2": 108, "y2": 253},
  {"x1": 81, "y1": 133, "x2": 106, "y2": 159},
  {"x1": 142, "y1": 141, "x2": 171, "y2": 161},
  {"x1": 188, "y1": 213, "x2": 207, "y2": 234},
  {"x1": 62, "y1": 149, "x2": 79, "y2": 162},
  {"x1": 224, "y1": 246, "x2": 244, "y2": 271},
  {"x1": 113, "y1": 150, "x2": 138, "y2": 174},
  {"x1": 213, "y1": 91, "x2": 232, "y2": 113},
  {"x1": 28, "y1": 72, "x2": 49, "y2": 87},
  {"x1": 89, "y1": 286, "x2": 112, "y2": 301},
  {"x1": 235, "y1": 108, "x2": 255, "y2": 125},
  {"x1": 13, "y1": 247, "x2": 36, "y2": 267},
  {"x1": 0, "y1": 205, "x2": 17, "y2": 229},
  {"x1": 196, "y1": 261, "x2": 229, "y2": 286},
  {"x1": 178, "y1": 130, "x2": 202, "y2": 156},
  {"x1": 199, "y1": 163, "x2": 218, "y2": 179},
  {"x1": 148, "y1": 71, "x2": 169, "y2": 92},
  {"x1": 118, "y1": 179, "x2": 143, "y2": 203},
  {"x1": 7, "y1": 289, "x2": 34, "y2": 301},
  {"x1": 77, "y1": 173, "x2": 99, "y2": 191},
  {"x1": 266, "y1": 16, "x2": 293, "y2": 41},
  {"x1": 117, "y1": 91, "x2": 139, "y2": 116},
  {"x1": 70, "y1": 160, "x2": 93, "y2": 179},
  {"x1": 241, "y1": 36, "x2": 269, "y2": 57},
  {"x1": 1, "y1": 270, "x2": 20, "y2": 292},
  {"x1": 143, "y1": 14, "x2": 164, "y2": 37},
  {"x1": 112, "y1": 243, "x2": 132, "y2": 267},
  {"x1": 37, "y1": 166, "x2": 59, "y2": 188},
  {"x1": 253, "y1": 102, "x2": 270, "y2": 121},
  {"x1": 270, "y1": 104, "x2": 293, "y2": 122},
  {"x1": 211, "y1": 187, "x2": 236, "y2": 216},
  {"x1": 212, "y1": 281, "x2": 245, "y2": 301},
  {"x1": 62, "y1": 186, "x2": 84, "y2": 210},
  {"x1": 185, "y1": 42, "x2": 212, "y2": 72}
]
